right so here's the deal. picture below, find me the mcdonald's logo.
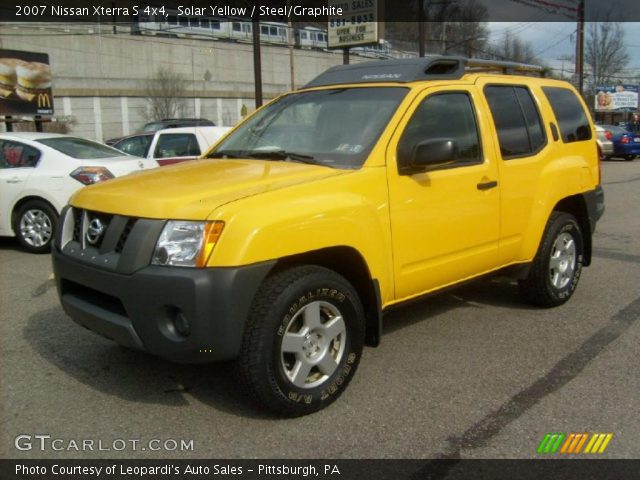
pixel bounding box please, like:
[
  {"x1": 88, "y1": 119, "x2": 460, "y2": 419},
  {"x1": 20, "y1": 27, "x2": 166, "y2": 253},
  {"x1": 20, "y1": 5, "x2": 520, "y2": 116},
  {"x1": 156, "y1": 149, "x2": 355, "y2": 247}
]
[
  {"x1": 37, "y1": 92, "x2": 51, "y2": 109},
  {"x1": 537, "y1": 432, "x2": 613, "y2": 455}
]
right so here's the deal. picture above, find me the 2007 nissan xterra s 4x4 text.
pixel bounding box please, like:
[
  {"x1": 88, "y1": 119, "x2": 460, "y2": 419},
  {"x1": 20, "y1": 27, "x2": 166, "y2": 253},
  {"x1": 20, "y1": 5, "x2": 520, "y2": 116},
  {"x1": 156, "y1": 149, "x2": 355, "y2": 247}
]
[{"x1": 52, "y1": 57, "x2": 604, "y2": 416}]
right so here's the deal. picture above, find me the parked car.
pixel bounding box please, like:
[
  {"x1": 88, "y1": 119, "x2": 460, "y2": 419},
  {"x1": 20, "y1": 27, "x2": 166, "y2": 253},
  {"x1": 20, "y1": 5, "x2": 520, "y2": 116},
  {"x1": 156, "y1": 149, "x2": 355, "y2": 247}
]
[
  {"x1": 52, "y1": 57, "x2": 603, "y2": 416},
  {"x1": 601, "y1": 124, "x2": 640, "y2": 160},
  {"x1": 594, "y1": 124, "x2": 614, "y2": 160},
  {"x1": 0, "y1": 132, "x2": 158, "y2": 253},
  {"x1": 111, "y1": 126, "x2": 231, "y2": 166},
  {"x1": 105, "y1": 118, "x2": 216, "y2": 145}
]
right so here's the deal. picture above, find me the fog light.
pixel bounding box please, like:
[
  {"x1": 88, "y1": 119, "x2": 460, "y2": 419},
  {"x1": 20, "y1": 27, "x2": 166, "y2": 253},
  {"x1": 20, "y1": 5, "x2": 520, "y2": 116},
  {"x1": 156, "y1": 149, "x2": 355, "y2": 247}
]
[{"x1": 173, "y1": 311, "x2": 191, "y2": 337}]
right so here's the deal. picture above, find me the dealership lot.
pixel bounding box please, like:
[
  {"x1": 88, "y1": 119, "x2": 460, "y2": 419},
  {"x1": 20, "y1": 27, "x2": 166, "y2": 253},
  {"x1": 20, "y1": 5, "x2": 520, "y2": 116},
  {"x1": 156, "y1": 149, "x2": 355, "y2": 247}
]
[{"x1": 1, "y1": 160, "x2": 639, "y2": 459}]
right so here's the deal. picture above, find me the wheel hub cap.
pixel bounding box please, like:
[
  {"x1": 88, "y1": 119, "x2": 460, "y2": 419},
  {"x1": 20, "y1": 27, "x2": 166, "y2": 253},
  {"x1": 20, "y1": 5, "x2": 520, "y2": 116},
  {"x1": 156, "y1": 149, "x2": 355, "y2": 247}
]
[
  {"x1": 19, "y1": 209, "x2": 52, "y2": 248},
  {"x1": 280, "y1": 300, "x2": 346, "y2": 389},
  {"x1": 549, "y1": 232, "x2": 576, "y2": 290}
]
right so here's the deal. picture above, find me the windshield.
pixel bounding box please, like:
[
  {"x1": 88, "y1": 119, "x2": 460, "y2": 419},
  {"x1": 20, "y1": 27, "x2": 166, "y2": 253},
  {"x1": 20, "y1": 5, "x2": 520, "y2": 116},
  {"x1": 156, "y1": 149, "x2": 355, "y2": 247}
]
[
  {"x1": 37, "y1": 137, "x2": 127, "y2": 159},
  {"x1": 209, "y1": 87, "x2": 407, "y2": 169}
]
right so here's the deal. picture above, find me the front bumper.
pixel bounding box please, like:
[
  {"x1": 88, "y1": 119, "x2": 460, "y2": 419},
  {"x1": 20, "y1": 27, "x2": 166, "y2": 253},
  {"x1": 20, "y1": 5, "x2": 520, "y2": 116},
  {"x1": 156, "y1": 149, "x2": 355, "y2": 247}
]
[{"x1": 52, "y1": 247, "x2": 274, "y2": 363}]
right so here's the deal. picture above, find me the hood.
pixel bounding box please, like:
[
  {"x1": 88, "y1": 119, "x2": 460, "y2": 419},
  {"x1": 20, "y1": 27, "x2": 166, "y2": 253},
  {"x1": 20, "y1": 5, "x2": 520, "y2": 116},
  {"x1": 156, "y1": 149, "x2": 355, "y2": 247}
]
[{"x1": 70, "y1": 158, "x2": 346, "y2": 219}]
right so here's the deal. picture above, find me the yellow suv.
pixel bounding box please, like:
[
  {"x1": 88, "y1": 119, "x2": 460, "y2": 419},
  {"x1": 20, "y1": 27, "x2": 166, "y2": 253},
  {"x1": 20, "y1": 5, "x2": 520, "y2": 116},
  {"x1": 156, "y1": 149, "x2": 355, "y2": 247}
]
[{"x1": 52, "y1": 57, "x2": 604, "y2": 416}]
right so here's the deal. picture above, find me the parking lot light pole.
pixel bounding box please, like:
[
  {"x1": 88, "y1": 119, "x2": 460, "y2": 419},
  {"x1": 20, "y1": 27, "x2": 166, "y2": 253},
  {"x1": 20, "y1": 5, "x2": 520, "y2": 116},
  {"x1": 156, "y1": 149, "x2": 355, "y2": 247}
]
[{"x1": 252, "y1": 18, "x2": 263, "y2": 108}]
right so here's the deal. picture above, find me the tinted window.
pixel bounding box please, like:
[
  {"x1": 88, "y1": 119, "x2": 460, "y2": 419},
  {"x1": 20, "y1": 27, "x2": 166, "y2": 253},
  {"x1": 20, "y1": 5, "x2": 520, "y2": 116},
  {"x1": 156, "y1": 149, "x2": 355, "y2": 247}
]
[
  {"x1": 113, "y1": 135, "x2": 153, "y2": 157},
  {"x1": 398, "y1": 92, "x2": 481, "y2": 169},
  {"x1": 543, "y1": 87, "x2": 592, "y2": 143},
  {"x1": 37, "y1": 137, "x2": 123, "y2": 159},
  {"x1": 0, "y1": 140, "x2": 41, "y2": 168},
  {"x1": 154, "y1": 133, "x2": 200, "y2": 158},
  {"x1": 515, "y1": 87, "x2": 546, "y2": 151},
  {"x1": 485, "y1": 86, "x2": 545, "y2": 158}
]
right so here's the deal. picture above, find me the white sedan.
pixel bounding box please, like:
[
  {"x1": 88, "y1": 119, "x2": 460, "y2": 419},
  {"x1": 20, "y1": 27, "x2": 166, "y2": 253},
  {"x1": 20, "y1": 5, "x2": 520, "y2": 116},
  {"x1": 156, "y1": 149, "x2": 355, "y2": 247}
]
[{"x1": 0, "y1": 132, "x2": 159, "y2": 253}]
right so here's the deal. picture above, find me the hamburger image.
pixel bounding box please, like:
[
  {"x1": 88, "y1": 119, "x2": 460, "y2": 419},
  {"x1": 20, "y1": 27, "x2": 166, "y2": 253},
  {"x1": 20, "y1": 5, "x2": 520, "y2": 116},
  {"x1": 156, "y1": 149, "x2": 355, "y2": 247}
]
[
  {"x1": 15, "y1": 61, "x2": 51, "y2": 103},
  {"x1": 0, "y1": 57, "x2": 27, "y2": 99}
]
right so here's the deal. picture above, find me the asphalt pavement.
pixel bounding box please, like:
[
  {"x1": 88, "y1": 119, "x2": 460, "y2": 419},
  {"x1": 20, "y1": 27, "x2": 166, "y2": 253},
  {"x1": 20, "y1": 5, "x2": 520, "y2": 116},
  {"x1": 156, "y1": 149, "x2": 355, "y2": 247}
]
[{"x1": 1, "y1": 159, "x2": 639, "y2": 459}]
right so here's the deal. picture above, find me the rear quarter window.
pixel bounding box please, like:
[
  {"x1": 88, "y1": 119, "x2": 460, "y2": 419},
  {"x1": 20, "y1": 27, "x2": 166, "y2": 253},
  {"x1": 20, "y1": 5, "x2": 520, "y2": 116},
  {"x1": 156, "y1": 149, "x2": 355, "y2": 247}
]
[{"x1": 542, "y1": 87, "x2": 592, "y2": 143}]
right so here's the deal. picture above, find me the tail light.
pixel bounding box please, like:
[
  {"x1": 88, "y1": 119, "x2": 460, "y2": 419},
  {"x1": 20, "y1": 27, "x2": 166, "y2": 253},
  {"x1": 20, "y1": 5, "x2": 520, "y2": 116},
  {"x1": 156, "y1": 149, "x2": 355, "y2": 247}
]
[
  {"x1": 605, "y1": 130, "x2": 613, "y2": 140},
  {"x1": 621, "y1": 136, "x2": 630, "y2": 144},
  {"x1": 70, "y1": 167, "x2": 114, "y2": 185}
]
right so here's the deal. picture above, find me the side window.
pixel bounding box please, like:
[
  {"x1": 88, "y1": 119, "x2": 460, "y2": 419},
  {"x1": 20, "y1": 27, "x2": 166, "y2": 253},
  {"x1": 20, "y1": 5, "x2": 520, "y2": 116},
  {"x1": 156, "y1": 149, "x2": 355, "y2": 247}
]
[
  {"x1": 0, "y1": 140, "x2": 41, "y2": 169},
  {"x1": 542, "y1": 87, "x2": 592, "y2": 143},
  {"x1": 114, "y1": 135, "x2": 153, "y2": 157},
  {"x1": 484, "y1": 85, "x2": 546, "y2": 159},
  {"x1": 397, "y1": 92, "x2": 482, "y2": 170},
  {"x1": 154, "y1": 134, "x2": 201, "y2": 158}
]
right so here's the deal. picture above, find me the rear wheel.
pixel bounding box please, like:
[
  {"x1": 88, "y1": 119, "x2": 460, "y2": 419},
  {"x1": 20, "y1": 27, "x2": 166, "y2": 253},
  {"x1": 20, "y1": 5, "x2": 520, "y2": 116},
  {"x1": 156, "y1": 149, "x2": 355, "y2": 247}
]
[
  {"x1": 519, "y1": 212, "x2": 584, "y2": 308},
  {"x1": 14, "y1": 200, "x2": 58, "y2": 254},
  {"x1": 237, "y1": 265, "x2": 365, "y2": 416},
  {"x1": 624, "y1": 155, "x2": 635, "y2": 161}
]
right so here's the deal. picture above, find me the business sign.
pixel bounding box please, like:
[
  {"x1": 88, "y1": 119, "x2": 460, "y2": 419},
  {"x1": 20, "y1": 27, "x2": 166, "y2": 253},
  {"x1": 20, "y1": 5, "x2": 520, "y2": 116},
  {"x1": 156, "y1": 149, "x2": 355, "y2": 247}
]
[
  {"x1": 594, "y1": 85, "x2": 639, "y2": 112},
  {"x1": 0, "y1": 49, "x2": 53, "y2": 116},
  {"x1": 327, "y1": 0, "x2": 382, "y2": 49}
]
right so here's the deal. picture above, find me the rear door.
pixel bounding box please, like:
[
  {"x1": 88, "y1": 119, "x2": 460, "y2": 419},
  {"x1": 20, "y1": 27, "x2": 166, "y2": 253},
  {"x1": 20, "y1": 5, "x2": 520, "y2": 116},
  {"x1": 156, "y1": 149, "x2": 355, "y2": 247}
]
[
  {"x1": 0, "y1": 139, "x2": 41, "y2": 234},
  {"x1": 386, "y1": 85, "x2": 501, "y2": 300}
]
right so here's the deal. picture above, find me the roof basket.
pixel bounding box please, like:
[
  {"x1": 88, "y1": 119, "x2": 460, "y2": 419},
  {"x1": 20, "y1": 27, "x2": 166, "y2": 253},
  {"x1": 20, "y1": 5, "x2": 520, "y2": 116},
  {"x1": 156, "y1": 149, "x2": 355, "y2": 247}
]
[{"x1": 304, "y1": 56, "x2": 546, "y2": 89}]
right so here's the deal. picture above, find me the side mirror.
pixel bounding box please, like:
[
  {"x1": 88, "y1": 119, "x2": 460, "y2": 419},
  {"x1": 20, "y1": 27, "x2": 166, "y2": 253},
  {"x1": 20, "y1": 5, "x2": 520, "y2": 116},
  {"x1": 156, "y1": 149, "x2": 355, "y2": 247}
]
[{"x1": 400, "y1": 138, "x2": 459, "y2": 174}]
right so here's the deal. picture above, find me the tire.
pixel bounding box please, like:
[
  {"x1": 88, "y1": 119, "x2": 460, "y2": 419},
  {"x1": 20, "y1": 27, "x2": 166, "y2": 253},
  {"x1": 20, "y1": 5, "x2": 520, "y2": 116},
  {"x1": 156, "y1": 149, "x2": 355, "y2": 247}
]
[
  {"x1": 14, "y1": 200, "x2": 58, "y2": 254},
  {"x1": 519, "y1": 212, "x2": 584, "y2": 308},
  {"x1": 237, "y1": 265, "x2": 366, "y2": 417},
  {"x1": 624, "y1": 155, "x2": 635, "y2": 161}
]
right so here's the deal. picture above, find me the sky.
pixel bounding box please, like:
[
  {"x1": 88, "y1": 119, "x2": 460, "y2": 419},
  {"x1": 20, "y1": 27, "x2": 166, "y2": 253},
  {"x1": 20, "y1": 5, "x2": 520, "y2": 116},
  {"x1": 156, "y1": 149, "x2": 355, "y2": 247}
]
[{"x1": 486, "y1": 22, "x2": 640, "y2": 80}]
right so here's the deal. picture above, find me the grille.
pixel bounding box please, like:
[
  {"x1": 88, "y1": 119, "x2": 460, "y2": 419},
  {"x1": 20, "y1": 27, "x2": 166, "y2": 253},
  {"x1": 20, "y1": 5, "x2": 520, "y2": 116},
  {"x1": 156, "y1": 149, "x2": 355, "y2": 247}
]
[{"x1": 116, "y1": 218, "x2": 137, "y2": 253}]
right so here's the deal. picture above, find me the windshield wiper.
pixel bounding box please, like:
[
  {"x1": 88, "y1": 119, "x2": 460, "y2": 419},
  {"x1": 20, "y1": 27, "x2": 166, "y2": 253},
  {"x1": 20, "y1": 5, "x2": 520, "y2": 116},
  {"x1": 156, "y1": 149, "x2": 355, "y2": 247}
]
[
  {"x1": 245, "y1": 150, "x2": 323, "y2": 166},
  {"x1": 207, "y1": 150, "x2": 240, "y2": 159}
]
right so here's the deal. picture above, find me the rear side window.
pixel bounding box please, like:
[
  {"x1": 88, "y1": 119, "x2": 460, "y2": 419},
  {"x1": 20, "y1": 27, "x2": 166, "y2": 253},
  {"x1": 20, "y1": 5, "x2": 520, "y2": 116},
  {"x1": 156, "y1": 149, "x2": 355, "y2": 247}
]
[
  {"x1": 542, "y1": 87, "x2": 592, "y2": 143},
  {"x1": 0, "y1": 140, "x2": 41, "y2": 168},
  {"x1": 154, "y1": 133, "x2": 200, "y2": 158},
  {"x1": 484, "y1": 85, "x2": 546, "y2": 159}
]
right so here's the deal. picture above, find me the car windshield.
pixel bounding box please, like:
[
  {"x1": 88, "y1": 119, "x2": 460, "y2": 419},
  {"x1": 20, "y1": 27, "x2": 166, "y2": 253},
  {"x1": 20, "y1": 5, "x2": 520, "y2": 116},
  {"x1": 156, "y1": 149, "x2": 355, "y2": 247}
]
[
  {"x1": 37, "y1": 137, "x2": 126, "y2": 159},
  {"x1": 139, "y1": 122, "x2": 164, "y2": 133},
  {"x1": 208, "y1": 87, "x2": 408, "y2": 169}
]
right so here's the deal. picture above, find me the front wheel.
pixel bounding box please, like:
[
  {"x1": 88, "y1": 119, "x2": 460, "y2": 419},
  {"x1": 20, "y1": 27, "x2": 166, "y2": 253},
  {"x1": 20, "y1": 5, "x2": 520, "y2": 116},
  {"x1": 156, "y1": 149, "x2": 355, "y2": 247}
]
[
  {"x1": 14, "y1": 200, "x2": 58, "y2": 254},
  {"x1": 519, "y1": 212, "x2": 584, "y2": 308},
  {"x1": 237, "y1": 265, "x2": 365, "y2": 417}
]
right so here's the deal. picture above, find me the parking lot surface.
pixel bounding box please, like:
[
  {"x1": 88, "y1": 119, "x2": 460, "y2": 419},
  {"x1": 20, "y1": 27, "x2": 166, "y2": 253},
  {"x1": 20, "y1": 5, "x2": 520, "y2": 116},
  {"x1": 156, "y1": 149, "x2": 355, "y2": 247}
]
[{"x1": 1, "y1": 160, "x2": 639, "y2": 459}]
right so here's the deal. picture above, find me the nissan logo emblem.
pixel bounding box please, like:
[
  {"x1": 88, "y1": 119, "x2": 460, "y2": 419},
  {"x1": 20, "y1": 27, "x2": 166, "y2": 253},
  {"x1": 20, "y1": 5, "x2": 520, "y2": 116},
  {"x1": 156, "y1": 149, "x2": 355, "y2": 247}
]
[{"x1": 86, "y1": 218, "x2": 105, "y2": 245}]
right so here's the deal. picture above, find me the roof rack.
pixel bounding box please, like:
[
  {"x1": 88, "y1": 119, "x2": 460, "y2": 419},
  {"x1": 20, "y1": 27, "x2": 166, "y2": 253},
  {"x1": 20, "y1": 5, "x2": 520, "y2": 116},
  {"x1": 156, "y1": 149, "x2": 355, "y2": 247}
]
[{"x1": 304, "y1": 56, "x2": 546, "y2": 88}]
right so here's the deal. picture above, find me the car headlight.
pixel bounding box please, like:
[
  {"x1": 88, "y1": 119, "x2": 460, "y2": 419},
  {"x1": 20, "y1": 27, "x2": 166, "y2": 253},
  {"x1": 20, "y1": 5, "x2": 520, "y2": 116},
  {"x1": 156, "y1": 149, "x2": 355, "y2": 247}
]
[{"x1": 152, "y1": 220, "x2": 224, "y2": 267}]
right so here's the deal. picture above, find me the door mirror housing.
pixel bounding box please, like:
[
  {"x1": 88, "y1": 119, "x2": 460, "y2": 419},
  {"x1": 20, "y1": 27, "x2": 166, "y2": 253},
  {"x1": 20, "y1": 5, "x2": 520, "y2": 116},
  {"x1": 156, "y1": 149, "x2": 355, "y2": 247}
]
[{"x1": 400, "y1": 138, "x2": 459, "y2": 174}]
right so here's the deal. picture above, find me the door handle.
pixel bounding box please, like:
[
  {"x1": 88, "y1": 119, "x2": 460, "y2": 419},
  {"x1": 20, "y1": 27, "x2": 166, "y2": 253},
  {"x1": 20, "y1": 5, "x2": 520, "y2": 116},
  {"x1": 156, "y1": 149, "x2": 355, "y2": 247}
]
[
  {"x1": 477, "y1": 180, "x2": 498, "y2": 191},
  {"x1": 6, "y1": 178, "x2": 22, "y2": 184}
]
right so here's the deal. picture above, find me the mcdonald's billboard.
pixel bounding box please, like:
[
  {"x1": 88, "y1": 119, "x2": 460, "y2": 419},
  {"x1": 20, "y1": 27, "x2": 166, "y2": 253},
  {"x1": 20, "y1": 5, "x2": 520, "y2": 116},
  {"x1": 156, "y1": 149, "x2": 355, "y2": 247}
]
[{"x1": 0, "y1": 49, "x2": 53, "y2": 116}]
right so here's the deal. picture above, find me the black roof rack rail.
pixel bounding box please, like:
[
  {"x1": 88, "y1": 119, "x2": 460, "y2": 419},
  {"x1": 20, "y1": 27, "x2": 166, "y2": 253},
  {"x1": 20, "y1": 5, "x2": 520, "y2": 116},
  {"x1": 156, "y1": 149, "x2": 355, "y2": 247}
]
[{"x1": 304, "y1": 56, "x2": 546, "y2": 89}]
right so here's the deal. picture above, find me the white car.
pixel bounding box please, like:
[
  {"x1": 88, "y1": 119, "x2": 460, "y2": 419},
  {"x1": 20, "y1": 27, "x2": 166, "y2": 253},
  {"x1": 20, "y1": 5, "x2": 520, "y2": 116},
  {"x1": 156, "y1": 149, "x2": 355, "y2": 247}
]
[
  {"x1": 0, "y1": 132, "x2": 159, "y2": 253},
  {"x1": 111, "y1": 126, "x2": 231, "y2": 166}
]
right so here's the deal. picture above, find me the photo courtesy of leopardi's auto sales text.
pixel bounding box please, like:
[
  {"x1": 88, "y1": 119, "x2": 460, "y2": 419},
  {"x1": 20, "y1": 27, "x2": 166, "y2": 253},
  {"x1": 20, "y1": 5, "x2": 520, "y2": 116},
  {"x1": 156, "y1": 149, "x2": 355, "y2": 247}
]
[{"x1": 1, "y1": 0, "x2": 639, "y2": 479}]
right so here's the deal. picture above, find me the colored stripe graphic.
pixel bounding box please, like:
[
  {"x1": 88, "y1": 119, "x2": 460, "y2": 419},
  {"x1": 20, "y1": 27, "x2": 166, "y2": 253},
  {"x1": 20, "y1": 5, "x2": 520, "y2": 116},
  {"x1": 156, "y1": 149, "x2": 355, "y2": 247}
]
[{"x1": 540, "y1": 433, "x2": 614, "y2": 455}]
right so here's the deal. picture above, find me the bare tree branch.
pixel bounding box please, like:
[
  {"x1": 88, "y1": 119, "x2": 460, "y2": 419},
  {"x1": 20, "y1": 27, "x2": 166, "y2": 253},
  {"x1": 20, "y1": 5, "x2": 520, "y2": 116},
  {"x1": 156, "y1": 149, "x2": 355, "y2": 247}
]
[{"x1": 142, "y1": 67, "x2": 187, "y2": 121}]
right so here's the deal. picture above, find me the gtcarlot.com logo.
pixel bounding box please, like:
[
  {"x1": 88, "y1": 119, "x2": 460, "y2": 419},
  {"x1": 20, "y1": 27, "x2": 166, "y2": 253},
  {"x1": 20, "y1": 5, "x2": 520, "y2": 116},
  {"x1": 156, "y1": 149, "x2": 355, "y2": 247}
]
[
  {"x1": 537, "y1": 432, "x2": 613, "y2": 455},
  {"x1": 15, "y1": 435, "x2": 194, "y2": 452}
]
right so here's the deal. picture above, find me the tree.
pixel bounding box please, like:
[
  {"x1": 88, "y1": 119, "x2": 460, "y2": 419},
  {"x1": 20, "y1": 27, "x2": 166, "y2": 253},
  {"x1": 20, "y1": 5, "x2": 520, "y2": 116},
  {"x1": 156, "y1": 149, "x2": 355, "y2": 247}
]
[
  {"x1": 585, "y1": 22, "x2": 629, "y2": 87},
  {"x1": 488, "y1": 31, "x2": 538, "y2": 64},
  {"x1": 142, "y1": 67, "x2": 187, "y2": 121}
]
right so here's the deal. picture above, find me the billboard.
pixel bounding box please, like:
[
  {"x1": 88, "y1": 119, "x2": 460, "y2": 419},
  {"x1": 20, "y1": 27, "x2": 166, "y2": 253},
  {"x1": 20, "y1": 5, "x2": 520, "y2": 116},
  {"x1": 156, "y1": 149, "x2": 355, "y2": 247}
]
[
  {"x1": 594, "y1": 85, "x2": 639, "y2": 112},
  {"x1": 0, "y1": 49, "x2": 53, "y2": 116},
  {"x1": 327, "y1": 0, "x2": 382, "y2": 49}
]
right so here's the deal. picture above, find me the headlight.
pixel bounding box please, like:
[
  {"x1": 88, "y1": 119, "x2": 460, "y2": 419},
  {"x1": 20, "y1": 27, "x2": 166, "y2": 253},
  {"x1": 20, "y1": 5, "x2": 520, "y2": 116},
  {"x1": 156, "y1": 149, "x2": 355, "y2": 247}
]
[{"x1": 152, "y1": 220, "x2": 224, "y2": 267}]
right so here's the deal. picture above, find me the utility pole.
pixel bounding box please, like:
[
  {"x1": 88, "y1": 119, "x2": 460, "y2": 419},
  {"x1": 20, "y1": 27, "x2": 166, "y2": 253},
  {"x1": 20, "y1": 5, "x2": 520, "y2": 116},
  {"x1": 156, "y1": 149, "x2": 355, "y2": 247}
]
[
  {"x1": 287, "y1": 1, "x2": 295, "y2": 90},
  {"x1": 418, "y1": 0, "x2": 425, "y2": 57},
  {"x1": 574, "y1": 0, "x2": 585, "y2": 96},
  {"x1": 252, "y1": 18, "x2": 263, "y2": 108}
]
